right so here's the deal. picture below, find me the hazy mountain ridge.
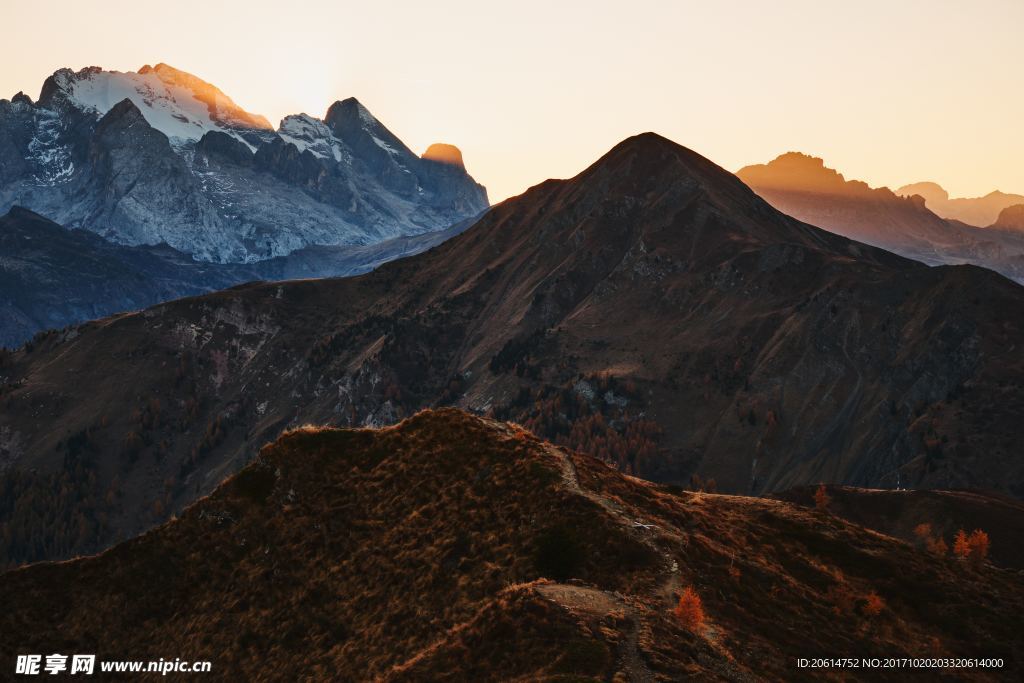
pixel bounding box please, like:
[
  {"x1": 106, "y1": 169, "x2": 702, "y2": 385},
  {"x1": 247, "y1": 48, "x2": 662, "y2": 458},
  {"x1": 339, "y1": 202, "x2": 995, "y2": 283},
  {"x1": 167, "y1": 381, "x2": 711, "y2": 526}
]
[
  {"x1": 738, "y1": 152, "x2": 1024, "y2": 282},
  {"x1": 3, "y1": 134, "x2": 1024, "y2": 567},
  {"x1": 896, "y1": 180, "x2": 1024, "y2": 228},
  {"x1": 0, "y1": 64, "x2": 488, "y2": 263},
  {"x1": 993, "y1": 204, "x2": 1024, "y2": 232},
  {"x1": 0, "y1": 207, "x2": 481, "y2": 348}
]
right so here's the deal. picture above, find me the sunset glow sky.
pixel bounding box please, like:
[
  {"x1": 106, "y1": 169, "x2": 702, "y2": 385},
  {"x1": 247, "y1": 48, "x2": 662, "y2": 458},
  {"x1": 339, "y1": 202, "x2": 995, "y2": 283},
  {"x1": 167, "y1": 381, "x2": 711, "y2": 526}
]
[{"x1": 4, "y1": 0, "x2": 1022, "y2": 203}]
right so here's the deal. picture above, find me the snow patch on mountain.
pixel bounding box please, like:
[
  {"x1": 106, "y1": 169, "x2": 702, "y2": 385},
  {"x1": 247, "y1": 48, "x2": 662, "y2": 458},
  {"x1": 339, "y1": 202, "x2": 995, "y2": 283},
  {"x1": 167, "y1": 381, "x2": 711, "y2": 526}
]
[
  {"x1": 26, "y1": 109, "x2": 74, "y2": 185},
  {"x1": 278, "y1": 114, "x2": 349, "y2": 162}
]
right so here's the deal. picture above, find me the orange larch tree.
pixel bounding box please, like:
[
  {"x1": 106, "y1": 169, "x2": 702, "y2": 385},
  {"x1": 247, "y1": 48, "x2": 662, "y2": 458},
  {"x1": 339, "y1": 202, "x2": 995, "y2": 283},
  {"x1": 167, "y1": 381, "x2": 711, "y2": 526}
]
[
  {"x1": 814, "y1": 484, "x2": 829, "y2": 512},
  {"x1": 927, "y1": 536, "x2": 949, "y2": 557},
  {"x1": 674, "y1": 586, "x2": 705, "y2": 632},
  {"x1": 967, "y1": 529, "x2": 990, "y2": 566},
  {"x1": 953, "y1": 529, "x2": 970, "y2": 560},
  {"x1": 861, "y1": 591, "x2": 885, "y2": 618}
]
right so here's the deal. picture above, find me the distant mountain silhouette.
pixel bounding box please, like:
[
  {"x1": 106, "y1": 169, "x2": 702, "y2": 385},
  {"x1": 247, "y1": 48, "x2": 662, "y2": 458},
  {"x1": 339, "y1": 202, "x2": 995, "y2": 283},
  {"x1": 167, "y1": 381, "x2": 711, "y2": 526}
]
[
  {"x1": 993, "y1": 203, "x2": 1024, "y2": 232},
  {"x1": 738, "y1": 152, "x2": 1024, "y2": 282},
  {"x1": 897, "y1": 181, "x2": 1024, "y2": 227}
]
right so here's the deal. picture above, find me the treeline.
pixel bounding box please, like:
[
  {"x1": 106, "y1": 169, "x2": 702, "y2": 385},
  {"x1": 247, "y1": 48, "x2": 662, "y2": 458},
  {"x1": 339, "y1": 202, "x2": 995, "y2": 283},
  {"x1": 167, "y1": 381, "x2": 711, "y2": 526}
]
[
  {"x1": 494, "y1": 374, "x2": 663, "y2": 476},
  {"x1": 0, "y1": 425, "x2": 114, "y2": 568}
]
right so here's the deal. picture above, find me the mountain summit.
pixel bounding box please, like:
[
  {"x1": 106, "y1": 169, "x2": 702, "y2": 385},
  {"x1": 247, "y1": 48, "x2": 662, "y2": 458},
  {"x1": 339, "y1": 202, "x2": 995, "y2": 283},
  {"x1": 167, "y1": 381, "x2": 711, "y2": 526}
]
[
  {"x1": 37, "y1": 63, "x2": 273, "y2": 148},
  {"x1": 0, "y1": 65, "x2": 488, "y2": 262},
  {"x1": 736, "y1": 151, "x2": 867, "y2": 195},
  {"x1": 422, "y1": 143, "x2": 466, "y2": 168}
]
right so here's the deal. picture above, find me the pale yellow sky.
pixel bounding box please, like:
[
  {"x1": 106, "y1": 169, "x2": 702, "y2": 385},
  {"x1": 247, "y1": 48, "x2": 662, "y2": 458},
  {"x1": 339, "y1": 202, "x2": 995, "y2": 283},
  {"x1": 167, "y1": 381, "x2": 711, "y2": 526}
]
[{"x1": 3, "y1": 0, "x2": 1022, "y2": 203}]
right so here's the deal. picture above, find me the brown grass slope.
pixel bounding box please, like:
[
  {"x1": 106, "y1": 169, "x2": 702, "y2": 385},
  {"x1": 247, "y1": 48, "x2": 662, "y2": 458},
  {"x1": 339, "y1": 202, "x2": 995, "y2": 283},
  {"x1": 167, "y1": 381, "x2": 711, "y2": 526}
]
[
  {"x1": 4, "y1": 133, "x2": 1024, "y2": 567},
  {"x1": 773, "y1": 485, "x2": 1024, "y2": 571},
  {"x1": 2, "y1": 409, "x2": 1023, "y2": 681}
]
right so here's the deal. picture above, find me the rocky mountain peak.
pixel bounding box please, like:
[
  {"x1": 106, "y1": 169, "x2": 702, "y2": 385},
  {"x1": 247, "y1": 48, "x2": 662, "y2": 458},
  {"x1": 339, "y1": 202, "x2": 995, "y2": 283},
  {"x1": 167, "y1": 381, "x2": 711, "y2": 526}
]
[
  {"x1": 422, "y1": 143, "x2": 465, "y2": 169},
  {"x1": 736, "y1": 151, "x2": 859, "y2": 195},
  {"x1": 994, "y1": 203, "x2": 1024, "y2": 231},
  {"x1": 895, "y1": 182, "x2": 1024, "y2": 227},
  {"x1": 96, "y1": 97, "x2": 148, "y2": 127},
  {"x1": 35, "y1": 63, "x2": 272, "y2": 144},
  {"x1": 896, "y1": 181, "x2": 949, "y2": 204},
  {"x1": 324, "y1": 98, "x2": 412, "y2": 157}
]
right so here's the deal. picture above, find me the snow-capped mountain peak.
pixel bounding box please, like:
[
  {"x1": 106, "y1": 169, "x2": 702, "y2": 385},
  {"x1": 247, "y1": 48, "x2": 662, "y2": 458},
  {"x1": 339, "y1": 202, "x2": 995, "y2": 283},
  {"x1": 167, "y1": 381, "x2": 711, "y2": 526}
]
[
  {"x1": 38, "y1": 64, "x2": 272, "y2": 148},
  {"x1": 1, "y1": 64, "x2": 489, "y2": 264}
]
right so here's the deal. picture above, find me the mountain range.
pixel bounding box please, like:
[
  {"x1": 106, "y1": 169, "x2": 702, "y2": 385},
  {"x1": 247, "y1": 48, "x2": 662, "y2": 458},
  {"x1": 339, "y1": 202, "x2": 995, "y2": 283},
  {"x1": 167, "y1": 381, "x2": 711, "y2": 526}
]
[
  {"x1": 737, "y1": 153, "x2": 1024, "y2": 283},
  {"x1": 3, "y1": 409, "x2": 1021, "y2": 680},
  {"x1": 4, "y1": 133, "x2": 1024, "y2": 567},
  {"x1": 0, "y1": 64, "x2": 487, "y2": 263}
]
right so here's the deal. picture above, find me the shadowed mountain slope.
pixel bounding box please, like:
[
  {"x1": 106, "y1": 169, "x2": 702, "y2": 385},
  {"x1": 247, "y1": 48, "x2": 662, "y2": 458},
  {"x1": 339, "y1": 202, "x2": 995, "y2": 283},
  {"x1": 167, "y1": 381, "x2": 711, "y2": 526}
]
[
  {"x1": 2, "y1": 410, "x2": 1021, "y2": 681},
  {"x1": 0, "y1": 206, "x2": 480, "y2": 348},
  {"x1": 3, "y1": 133, "x2": 1024, "y2": 567}
]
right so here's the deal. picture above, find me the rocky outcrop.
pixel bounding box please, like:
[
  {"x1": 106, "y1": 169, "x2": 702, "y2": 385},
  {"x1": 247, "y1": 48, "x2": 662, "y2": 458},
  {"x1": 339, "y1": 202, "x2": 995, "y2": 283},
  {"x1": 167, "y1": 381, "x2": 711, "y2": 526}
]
[
  {"x1": 422, "y1": 142, "x2": 466, "y2": 169},
  {"x1": 195, "y1": 130, "x2": 254, "y2": 167}
]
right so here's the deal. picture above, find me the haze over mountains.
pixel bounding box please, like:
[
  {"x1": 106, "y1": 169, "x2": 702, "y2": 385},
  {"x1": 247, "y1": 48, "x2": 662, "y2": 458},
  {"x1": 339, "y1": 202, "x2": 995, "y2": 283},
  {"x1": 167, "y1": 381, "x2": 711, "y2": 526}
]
[
  {"x1": 0, "y1": 63, "x2": 487, "y2": 263},
  {"x1": 896, "y1": 181, "x2": 1024, "y2": 228},
  {"x1": 738, "y1": 152, "x2": 1024, "y2": 283},
  {"x1": 3, "y1": 409, "x2": 1021, "y2": 680},
  {"x1": 4, "y1": 134, "x2": 1024, "y2": 568},
  {"x1": 0, "y1": 207, "x2": 479, "y2": 348}
]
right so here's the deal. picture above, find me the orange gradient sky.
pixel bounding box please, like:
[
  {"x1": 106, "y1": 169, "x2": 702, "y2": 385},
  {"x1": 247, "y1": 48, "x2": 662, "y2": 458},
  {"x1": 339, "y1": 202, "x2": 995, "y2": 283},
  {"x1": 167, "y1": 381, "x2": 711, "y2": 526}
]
[{"x1": 3, "y1": 0, "x2": 1022, "y2": 203}]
